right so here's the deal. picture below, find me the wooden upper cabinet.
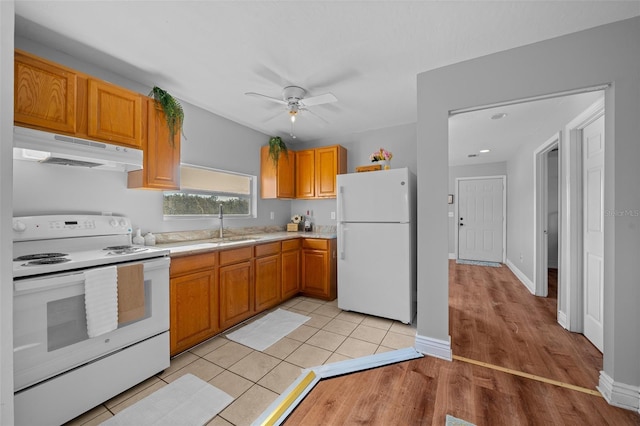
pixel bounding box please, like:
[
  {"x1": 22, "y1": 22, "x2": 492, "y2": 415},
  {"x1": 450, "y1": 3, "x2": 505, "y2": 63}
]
[
  {"x1": 128, "y1": 99, "x2": 180, "y2": 190},
  {"x1": 87, "y1": 78, "x2": 142, "y2": 148},
  {"x1": 14, "y1": 50, "x2": 77, "y2": 133},
  {"x1": 295, "y1": 149, "x2": 316, "y2": 198},
  {"x1": 295, "y1": 145, "x2": 347, "y2": 199},
  {"x1": 260, "y1": 145, "x2": 295, "y2": 199},
  {"x1": 315, "y1": 145, "x2": 347, "y2": 198}
]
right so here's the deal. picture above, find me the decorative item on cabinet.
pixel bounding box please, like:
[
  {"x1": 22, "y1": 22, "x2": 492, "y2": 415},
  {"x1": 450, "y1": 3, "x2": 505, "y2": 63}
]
[
  {"x1": 267, "y1": 136, "x2": 288, "y2": 166},
  {"x1": 369, "y1": 147, "x2": 393, "y2": 170},
  {"x1": 149, "y1": 86, "x2": 184, "y2": 146}
]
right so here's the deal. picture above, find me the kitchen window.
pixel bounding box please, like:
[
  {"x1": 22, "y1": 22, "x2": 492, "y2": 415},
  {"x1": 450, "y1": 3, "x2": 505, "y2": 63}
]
[{"x1": 163, "y1": 164, "x2": 256, "y2": 217}]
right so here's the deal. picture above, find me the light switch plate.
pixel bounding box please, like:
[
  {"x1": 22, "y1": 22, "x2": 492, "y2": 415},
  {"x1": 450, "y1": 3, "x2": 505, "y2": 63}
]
[{"x1": 448, "y1": 212, "x2": 454, "y2": 217}]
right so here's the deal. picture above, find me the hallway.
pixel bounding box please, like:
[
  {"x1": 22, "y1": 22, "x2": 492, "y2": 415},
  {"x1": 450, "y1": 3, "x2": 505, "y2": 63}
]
[{"x1": 449, "y1": 263, "x2": 601, "y2": 390}]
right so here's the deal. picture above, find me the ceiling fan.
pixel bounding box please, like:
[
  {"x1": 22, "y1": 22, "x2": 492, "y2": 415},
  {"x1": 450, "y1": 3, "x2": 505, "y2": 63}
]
[{"x1": 245, "y1": 86, "x2": 337, "y2": 138}]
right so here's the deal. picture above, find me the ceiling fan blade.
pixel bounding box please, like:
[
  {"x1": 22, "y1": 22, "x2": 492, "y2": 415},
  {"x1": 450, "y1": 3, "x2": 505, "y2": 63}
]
[
  {"x1": 301, "y1": 107, "x2": 329, "y2": 124},
  {"x1": 300, "y1": 93, "x2": 337, "y2": 107},
  {"x1": 263, "y1": 109, "x2": 286, "y2": 123},
  {"x1": 245, "y1": 92, "x2": 287, "y2": 105}
]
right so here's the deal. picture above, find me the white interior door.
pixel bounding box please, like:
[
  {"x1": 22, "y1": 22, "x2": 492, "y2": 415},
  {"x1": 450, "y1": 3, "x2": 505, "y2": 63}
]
[
  {"x1": 457, "y1": 177, "x2": 504, "y2": 262},
  {"x1": 582, "y1": 115, "x2": 605, "y2": 352}
]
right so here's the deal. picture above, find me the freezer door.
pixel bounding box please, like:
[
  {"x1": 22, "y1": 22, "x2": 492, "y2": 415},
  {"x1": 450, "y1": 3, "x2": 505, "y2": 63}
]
[
  {"x1": 337, "y1": 168, "x2": 410, "y2": 223},
  {"x1": 337, "y1": 222, "x2": 414, "y2": 323}
]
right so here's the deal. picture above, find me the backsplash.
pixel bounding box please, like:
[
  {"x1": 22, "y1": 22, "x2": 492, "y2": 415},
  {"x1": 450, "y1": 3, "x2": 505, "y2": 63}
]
[{"x1": 154, "y1": 225, "x2": 336, "y2": 244}]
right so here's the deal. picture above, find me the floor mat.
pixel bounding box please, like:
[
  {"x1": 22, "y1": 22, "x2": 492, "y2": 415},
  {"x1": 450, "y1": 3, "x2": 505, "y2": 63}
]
[
  {"x1": 101, "y1": 374, "x2": 233, "y2": 426},
  {"x1": 226, "y1": 308, "x2": 310, "y2": 351}
]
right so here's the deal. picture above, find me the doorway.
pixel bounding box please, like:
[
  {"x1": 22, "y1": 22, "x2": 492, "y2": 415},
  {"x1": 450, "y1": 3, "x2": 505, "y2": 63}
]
[
  {"x1": 455, "y1": 176, "x2": 505, "y2": 263},
  {"x1": 533, "y1": 133, "x2": 560, "y2": 299}
]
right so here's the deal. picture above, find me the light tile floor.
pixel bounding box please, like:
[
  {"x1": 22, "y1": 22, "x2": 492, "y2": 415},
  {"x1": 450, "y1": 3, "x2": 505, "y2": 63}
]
[{"x1": 65, "y1": 296, "x2": 417, "y2": 426}]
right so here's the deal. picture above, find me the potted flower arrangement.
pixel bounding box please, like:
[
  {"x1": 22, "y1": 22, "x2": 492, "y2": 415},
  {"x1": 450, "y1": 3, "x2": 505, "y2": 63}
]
[{"x1": 370, "y1": 148, "x2": 393, "y2": 169}]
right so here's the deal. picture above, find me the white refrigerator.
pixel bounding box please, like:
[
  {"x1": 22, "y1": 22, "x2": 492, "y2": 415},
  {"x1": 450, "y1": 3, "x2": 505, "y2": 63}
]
[{"x1": 337, "y1": 167, "x2": 416, "y2": 324}]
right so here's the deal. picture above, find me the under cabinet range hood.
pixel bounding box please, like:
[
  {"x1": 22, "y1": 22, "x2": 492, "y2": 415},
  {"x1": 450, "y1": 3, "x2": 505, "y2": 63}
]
[{"x1": 13, "y1": 126, "x2": 143, "y2": 172}]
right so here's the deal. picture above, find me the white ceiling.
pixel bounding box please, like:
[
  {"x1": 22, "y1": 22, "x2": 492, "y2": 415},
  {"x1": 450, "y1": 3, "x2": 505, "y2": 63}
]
[{"x1": 14, "y1": 1, "x2": 639, "y2": 164}]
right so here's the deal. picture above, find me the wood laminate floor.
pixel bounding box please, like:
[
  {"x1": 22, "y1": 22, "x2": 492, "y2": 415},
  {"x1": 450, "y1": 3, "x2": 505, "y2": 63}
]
[{"x1": 285, "y1": 263, "x2": 640, "y2": 425}]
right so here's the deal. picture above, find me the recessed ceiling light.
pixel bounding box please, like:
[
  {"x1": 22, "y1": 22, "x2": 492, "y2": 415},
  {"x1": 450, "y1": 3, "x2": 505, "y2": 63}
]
[
  {"x1": 479, "y1": 149, "x2": 491, "y2": 153},
  {"x1": 491, "y1": 113, "x2": 508, "y2": 120}
]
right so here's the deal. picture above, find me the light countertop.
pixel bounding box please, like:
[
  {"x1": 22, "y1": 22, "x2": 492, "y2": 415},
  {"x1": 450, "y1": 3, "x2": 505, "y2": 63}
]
[{"x1": 158, "y1": 231, "x2": 336, "y2": 256}]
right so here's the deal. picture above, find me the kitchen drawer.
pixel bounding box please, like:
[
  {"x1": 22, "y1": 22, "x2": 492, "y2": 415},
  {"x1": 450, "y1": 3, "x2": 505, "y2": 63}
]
[
  {"x1": 255, "y1": 241, "x2": 281, "y2": 258},
  {"x1": 302, "y1": 238, "x2": 329, "y2": 251},
  {"x1": 170, "y1": 252, "x2": 216, "y2": 276},
  {"x1": 282, "y1": 238, "x2": 301, "y2": 251},
  {"x1": 219, "y1": 246, "x2": 253, "y2": 266}
]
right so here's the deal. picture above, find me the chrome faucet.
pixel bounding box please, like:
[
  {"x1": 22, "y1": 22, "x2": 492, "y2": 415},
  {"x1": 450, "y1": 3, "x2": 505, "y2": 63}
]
[{"x1": 218, "y1": 204, "x2": 224, "y2": 239}]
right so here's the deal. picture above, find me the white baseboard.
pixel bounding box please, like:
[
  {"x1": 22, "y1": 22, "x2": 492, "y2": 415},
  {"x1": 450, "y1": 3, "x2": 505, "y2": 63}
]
[
  {"x1": 598, "y1": 370, "x2": 640, "y2": 412},
  {"x1": 448, "y1": 253, "x2": 456, "y2": 260},
  {"x1": 557, "y1": 310, "x2": 568, "y2": 329},
  {"x1": 414, "y1": 334, "x2": 452, "y2": 361},
  {"x1": 505, "y1": 258, "x2": 535, "y2": 294}
]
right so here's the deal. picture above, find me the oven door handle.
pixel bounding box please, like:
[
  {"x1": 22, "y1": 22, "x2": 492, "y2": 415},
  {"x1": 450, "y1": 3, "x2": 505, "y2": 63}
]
[{"x1": 14, "y1": 272, "x2": 85, "y2": 293}]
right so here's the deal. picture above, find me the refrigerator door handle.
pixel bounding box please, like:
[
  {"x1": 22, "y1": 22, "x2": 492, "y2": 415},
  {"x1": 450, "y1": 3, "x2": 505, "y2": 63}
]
[
  {"x1": 337, "y1": 186, "x2": 344, "y2": 222},
  {"x1": 339, "y1": 226, "x2": 346, "y2": 260}
]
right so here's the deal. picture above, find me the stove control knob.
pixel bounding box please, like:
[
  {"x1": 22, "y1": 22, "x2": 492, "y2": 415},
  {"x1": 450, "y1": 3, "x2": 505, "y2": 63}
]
[
  {"x1": 13, "y1": 220, "x2": 27, "y2": 232},
  {"x1": 119, "y1": 219, "x2": 127, "y2": 227},
  {"x1": 109, "y1": 219, "x2": 119, "y2": 227}
]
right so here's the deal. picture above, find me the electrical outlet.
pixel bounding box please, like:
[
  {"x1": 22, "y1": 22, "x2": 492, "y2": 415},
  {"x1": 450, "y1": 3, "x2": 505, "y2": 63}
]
[
  {"x1": 331, "y1": 211, "x2": 336, "y2": 220},
  {"x1": 270, "y1": 211, "x2": 274, "y2": 220}
]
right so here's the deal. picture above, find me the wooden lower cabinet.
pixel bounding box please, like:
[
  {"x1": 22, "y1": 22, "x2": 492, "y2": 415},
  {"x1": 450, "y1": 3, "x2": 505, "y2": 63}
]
[
  {"x1": 255, "y1": 242, "x2": 282, "y2": 312},
  {"x1": 255, "y1": 253, "x2": 281, "y2": 311},
  {"x1": 281, "y1": 239, "x2": 301, "y2": 299},
  {"x1": 301, "y1": 239, "x2": 337, "y2": 300},
  {"x1": 169, "y1": 252, "x2": 218, "y2": 356},
  {"x1": 169, "y1": 237, "x2": 334, "y2": 353},
  {"x1": 219, "y1": 247, "x2": 254, "y2": 330}
]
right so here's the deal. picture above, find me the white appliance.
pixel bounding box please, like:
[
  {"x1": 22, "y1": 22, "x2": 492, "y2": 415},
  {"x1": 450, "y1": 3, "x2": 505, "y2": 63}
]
[
  {"x1": 337, "y1": 167, "x2": 417, "y2": 324},
  {"x1": 13, "y1": 126, "x2": 143, "y2": 171},
  {"x1": 12, "y1": 214, "x2": 170, "y2": 426}
]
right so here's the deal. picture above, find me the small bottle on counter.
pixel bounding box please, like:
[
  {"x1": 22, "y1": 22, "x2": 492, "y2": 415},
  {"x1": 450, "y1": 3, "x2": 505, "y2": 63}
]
[
  {"x1": 144, "y1": 232, "x2": 156, "y2": 246},
  {"x1": 132, "y1": 228, "x2": 145, "y2": 245},
  {"x1": 304, "y1": 210, "x2": 312, "y2": 232}
]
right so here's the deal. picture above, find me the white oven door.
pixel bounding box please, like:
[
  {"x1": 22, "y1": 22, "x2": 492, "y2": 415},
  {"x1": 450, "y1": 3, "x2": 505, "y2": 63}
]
[{"x1": 13, "y1": 257, "x2": 169, "y2": 391}]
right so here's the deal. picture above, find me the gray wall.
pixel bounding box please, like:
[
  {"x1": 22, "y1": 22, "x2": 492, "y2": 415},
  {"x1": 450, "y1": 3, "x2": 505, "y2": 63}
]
[
  {"x1": 291, "y1": 122, "x2": 417, "y2": 227},
  {"x1": 448, "y1": 162, "x2": 507, "y2": 254},
  {"x1": 13, "y1": 37, "x2": 293, "y2": 235},
  {"x1": 417, "y1": 16, "x2": 640, "y2": 391}
]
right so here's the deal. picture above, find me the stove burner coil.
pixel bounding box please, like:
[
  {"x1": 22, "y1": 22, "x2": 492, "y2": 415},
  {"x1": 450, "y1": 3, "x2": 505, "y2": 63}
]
[
  {"x1": 21, "y1": 257, "x2": 71, "y2": 266},
  {"x1": 14, "y1": 253, "x2": 69, "y2": 261},
  {"x1": 103, "y1": 245, "x2": 133, "y2": 251}
]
